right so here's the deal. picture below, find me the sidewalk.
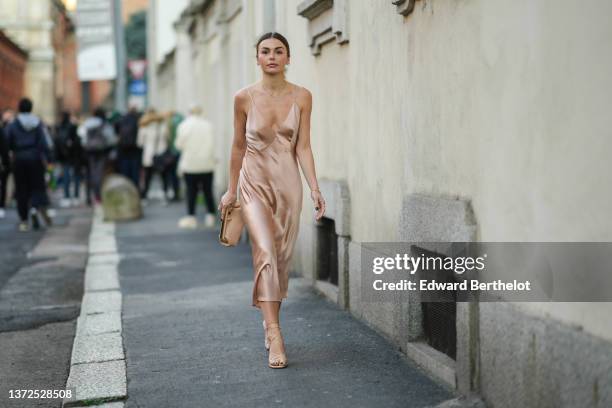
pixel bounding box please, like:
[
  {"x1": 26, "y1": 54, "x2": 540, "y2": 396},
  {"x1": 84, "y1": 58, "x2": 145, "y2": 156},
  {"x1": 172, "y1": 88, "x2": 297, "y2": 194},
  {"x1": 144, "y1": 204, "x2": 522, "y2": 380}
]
[{"x1": 115, "y1": 201, "x2": 453, "y2": 407}]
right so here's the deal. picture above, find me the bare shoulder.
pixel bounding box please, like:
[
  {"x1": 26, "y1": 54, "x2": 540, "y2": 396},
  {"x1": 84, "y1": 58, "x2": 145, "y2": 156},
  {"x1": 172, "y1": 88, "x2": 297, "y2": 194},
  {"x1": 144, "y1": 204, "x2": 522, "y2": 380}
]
[
  {"x1": 292, "y1": 83, "x2": 312, "y2": 110},
  {"x1": 234, "y1": 86, "x2": 252, "y2": 102},
  {"x1": 233, "y1": 86, "x2": 252, "y2": 112}
]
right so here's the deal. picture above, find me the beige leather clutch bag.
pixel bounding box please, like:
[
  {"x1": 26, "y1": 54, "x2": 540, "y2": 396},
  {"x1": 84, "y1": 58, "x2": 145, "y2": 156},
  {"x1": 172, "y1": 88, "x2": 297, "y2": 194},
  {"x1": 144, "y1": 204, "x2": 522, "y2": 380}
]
[{"x1": 219, "y1": 202, "x2": 244, "y2": 246}]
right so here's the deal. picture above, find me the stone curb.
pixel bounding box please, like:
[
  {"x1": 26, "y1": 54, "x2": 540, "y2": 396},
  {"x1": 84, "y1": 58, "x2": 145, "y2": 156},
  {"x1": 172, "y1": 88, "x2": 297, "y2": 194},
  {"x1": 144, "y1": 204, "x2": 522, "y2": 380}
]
[
  {"x1": 63, "y1": 206, "x2": 127, "y2": 407},
  {"x1": 84, "y1": 265, "x2": 120, "y2": 292},
  {"x1": 88, "y1": 253, "x2": 121, "y2": 266},
  {"x1": 81, "y1": 290, "x2": 122, "y2": 315},
  {"x1": 70, "y1": 331, "x2": 124, "y2": 365},
  {"x1": 72, "y1": 403, "x2": 124, "y2": 408},
  {"x1": 427, "y1": 396, "x2": 487, "y2": 408},
  {"x1": 63, "y1": 360, "x2": 126, "y2": 407}
]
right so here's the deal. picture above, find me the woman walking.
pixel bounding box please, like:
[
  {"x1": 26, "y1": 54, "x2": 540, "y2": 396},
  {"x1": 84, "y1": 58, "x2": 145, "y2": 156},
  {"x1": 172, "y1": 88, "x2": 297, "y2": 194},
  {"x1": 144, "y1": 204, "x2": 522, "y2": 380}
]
[
  {"x1": 219, "y1": 32, "x2": 326, "y2": 369},
  {"x1": 137, "y1": 108, "x2": 168, "y2": 202},
  {"x1": 175, "y1": 105, "x2": 216, "y2": 229}
]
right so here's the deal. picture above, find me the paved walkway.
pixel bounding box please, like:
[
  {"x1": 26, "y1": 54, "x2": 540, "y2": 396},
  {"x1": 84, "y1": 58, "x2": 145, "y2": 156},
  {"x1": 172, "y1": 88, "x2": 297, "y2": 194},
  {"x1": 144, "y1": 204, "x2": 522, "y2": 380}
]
[{"x1": 117, "y1": 202, "x2": 453, "y2": 407}]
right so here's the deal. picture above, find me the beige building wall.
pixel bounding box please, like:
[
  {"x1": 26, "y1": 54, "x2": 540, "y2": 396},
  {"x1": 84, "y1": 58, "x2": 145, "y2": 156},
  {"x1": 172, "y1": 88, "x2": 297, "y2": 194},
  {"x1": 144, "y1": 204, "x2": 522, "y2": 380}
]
[
  {"x1": 171, "y1": 1, "x2": 612, "y2": 405},
  {"x1": 277, "y1": 0, "x2": 612, "y2": 343},
  {"x1": 0, "y1": 0, "x2": 56, "y2": 122},
  {"x1": 148, "y1": 0, "x2": 189, "y2": 109},
  {"x1": 174, "y1": 0, "x2": 612, "y2": 338},
  {"x1": 155, "y1": 52, "x2": 176, "y2": 112}
]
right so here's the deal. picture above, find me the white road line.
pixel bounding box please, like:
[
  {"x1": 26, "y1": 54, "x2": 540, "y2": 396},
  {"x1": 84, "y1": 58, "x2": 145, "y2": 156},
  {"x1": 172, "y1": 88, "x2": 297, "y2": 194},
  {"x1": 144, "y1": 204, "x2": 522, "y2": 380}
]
[{"x1": 63, "y1": 206, "x2": 127, "y2": 407}]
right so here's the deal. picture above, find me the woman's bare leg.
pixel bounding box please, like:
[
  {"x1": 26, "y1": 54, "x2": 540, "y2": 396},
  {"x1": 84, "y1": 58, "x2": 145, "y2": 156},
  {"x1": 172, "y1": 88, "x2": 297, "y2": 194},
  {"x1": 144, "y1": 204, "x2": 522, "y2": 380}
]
[
  {"x1": 260, "y1": 301, "x2": 286, "y2": 358},
  {"x1": 260, "y1": 300, "x2": 280, "y2": 324}
]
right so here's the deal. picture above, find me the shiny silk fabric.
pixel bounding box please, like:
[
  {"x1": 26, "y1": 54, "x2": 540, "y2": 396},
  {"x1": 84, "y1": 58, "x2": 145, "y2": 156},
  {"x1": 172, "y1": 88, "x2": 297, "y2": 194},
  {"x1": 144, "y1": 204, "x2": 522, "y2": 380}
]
[{"x1": 239, "y1": 86, "x2": 303, "y2": 308}]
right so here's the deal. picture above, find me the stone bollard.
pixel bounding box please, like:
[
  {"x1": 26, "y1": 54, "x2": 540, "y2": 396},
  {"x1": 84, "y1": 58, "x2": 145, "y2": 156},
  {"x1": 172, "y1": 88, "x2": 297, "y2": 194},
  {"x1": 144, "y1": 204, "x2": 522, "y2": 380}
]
[{"x1": 101, "y1": 174, "x2": 142, "y2": 222}]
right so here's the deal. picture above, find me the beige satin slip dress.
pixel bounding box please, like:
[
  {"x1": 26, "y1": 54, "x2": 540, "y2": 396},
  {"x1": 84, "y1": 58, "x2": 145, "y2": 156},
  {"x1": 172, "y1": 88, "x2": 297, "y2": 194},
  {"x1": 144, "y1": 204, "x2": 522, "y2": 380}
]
[{"x1": 239, "y1": 84, "x2": 303, "y2": 308}]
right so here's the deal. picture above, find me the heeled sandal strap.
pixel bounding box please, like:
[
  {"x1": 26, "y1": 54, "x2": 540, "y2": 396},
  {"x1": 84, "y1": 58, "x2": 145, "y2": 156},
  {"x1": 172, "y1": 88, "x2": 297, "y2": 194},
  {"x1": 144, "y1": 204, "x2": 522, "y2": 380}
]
[
  {"x1": 266, "y1": 324, "x2": 281, "y2": 341},
  {"x1": 266, "y1": 323, "x2": 287, "y2": 368},
  {"x1": 266, "y1": 332, "x2": 281, "y2": 342}
]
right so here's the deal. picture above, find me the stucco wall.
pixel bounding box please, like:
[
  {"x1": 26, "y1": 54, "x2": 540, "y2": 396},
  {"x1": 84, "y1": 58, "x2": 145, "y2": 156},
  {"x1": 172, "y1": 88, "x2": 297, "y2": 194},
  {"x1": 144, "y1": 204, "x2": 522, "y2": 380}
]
[
  {"x1": 156, "y1": 56, "x2": 175, "y2": 112},
  {"x1": 178, "y1": 0, "x2": 612, "y2": 343},
  {"x1": 276, "y1": 0, "x2": 612, "y2": 342},
  {"x1": 169, "y1": 1, "x2": 611, "y2": 404}
]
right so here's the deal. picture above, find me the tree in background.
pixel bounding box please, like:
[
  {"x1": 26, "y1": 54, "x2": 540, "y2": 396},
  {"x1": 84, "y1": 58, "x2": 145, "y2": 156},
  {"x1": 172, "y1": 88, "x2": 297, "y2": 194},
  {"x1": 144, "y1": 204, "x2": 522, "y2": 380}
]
[{"x1": 124, "y1": 10, "x2": 146, "y2": 60}]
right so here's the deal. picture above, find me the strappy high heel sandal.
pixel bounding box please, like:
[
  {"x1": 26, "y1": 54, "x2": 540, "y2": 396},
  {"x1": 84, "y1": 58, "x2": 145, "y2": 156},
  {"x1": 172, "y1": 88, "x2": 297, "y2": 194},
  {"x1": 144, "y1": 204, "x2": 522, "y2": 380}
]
[
  {"x1": 263, "y1": 320, "x2": 270, "y2": 351},
  {"x1": 266, "y1": 322, "x2": 288, "y2": 369}
]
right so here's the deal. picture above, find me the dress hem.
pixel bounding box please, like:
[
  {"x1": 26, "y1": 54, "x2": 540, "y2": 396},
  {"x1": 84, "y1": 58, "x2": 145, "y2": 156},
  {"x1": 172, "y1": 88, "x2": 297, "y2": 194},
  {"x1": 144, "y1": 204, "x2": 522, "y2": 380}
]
[{"x1": 252, "y1": 295, "x2": 288, "y2": 308}]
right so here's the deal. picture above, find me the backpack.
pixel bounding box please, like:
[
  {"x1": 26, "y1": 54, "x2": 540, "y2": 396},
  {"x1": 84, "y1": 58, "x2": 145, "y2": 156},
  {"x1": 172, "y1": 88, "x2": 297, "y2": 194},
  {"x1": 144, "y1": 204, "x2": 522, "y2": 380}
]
[
  {"x1": 85, "y1": 124, "x2": 107, "y2": 152},
  {"x1": 55, "y1": 125, "x2": 72, "y2": 160},
  {"x1": 118, "y1": 116, "x2": 138, "y2": 149}
]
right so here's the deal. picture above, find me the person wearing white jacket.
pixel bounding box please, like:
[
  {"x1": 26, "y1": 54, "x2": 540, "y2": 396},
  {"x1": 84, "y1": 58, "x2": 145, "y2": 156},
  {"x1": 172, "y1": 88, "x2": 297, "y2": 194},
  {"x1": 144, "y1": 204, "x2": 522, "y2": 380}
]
[
  {"x1": 137, "y1": 108, "x2": 168, "y2": 201},
  {"x1": 175, "y1": 105, "x2": 217, "y2": 228}
]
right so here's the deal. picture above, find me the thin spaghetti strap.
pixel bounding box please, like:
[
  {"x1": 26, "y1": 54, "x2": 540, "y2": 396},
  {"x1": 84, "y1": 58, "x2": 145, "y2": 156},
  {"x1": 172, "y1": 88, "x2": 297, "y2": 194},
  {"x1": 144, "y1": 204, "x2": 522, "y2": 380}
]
[
  {"x1": 246, "y1": 87, "x2": 256, "y2": 112},
  {"x1": 291, "y1": 84, "x2": 299, "y2": 104}
]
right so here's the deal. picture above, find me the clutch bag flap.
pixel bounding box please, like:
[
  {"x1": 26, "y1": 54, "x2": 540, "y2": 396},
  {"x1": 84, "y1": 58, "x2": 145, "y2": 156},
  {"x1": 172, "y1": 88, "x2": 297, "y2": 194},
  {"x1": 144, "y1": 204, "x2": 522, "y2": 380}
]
[{"x1": 219, "y1": 202, "x2": 244, "y2": 246}]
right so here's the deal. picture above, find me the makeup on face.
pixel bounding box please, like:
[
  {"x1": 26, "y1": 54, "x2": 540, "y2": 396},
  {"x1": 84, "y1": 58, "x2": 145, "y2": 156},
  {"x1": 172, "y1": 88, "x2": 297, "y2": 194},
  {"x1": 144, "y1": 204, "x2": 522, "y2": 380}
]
[{"x1": 257, "y1": 39, "x2": 289, "y2": 71}]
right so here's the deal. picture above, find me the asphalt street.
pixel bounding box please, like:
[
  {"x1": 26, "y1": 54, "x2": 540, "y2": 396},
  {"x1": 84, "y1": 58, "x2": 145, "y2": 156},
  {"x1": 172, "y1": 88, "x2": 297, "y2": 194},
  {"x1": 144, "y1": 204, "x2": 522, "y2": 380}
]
[
  {"x1": 0, "y1": 207, "x2": 44, "y2": 290},
  {"x1": 117, "y1": 202, "x2": 454, "y2": 408},
  {"x1": 0, "y1": 204, "x2": 92, "y2": 408}
]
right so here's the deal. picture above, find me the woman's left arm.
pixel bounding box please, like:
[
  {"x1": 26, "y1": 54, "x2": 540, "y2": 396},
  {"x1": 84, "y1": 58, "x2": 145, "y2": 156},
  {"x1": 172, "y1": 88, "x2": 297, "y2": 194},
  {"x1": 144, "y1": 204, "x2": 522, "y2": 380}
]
[{"x1": 295, "y1": 88, "x2": 326, "y2": 221}]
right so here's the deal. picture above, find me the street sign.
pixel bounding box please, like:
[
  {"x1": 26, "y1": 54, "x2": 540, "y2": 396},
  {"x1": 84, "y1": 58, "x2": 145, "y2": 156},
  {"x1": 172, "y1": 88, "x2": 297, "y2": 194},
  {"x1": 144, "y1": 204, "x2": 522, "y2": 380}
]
[
  {"x1": 76, "y1": 0, "x2": 117, "y2": 81},
  {"x1": 128, "y1": 60, "x2": 148, "y2": 80},
  {"x1": 129, "y1": 80, "x2": 147, "y2": 96}
]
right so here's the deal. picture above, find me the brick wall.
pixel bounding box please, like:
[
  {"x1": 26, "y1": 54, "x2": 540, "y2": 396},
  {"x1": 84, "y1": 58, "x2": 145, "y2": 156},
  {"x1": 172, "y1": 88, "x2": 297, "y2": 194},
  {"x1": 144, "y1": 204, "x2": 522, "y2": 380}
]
[{"x1": 0, "y1": 30, "x2": 27, "y2": 112}]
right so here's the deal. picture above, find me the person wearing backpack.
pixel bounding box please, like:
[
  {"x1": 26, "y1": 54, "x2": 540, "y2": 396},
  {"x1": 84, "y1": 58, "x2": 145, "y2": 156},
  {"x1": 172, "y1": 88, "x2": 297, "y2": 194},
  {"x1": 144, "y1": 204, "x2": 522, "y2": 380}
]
[
  {"x1": 78, "y1": 107, "x2": 116, "y2": 204},
  {"x1": 116, "y1": 105, "x2": 142, "y2": 188},
  {"x1": 5, "y1": 98, "x2": 53, "y2": 231},
  {"x1": 55, "y1": 111, "x2": 82, "y2": 207}
]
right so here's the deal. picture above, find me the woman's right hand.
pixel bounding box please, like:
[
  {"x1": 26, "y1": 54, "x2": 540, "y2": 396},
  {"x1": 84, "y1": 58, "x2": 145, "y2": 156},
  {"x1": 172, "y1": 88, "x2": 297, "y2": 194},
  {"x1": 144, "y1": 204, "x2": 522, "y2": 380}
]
[{"x1": 218, "y1": 190, "x2": 238, "y2": 218}]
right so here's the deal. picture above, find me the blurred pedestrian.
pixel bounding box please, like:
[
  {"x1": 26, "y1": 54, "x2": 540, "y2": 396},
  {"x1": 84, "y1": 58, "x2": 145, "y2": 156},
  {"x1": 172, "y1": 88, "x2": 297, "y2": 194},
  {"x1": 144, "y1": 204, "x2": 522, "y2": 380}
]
[
  {"x1": 1, "y1": 109, "x2": 14, "y2": 125},
  {"x1": 0, "y1": 109, "x2": 15, "y2": 217},
  {"x1": 107, "y1": 110, "x2": 122, "y2": 168},
  {"x1": 116, "y1": 105, "x2": 142, "y2": 188},
  {"x1": 137, "y1": 107, "x2": 168, "y2": 202},
  {"x1": 4, "y1": 98, "x2": 53, "y2": 231},
  {"x1": 163, "y1": 110, "x2": 182, "y2": 201},
  {"x1": 0, "y1": 112, "x2": 10, "y2": 219},
  {"x1": 175, "y1": 105, "x2": 217, "y2": 229},
  {"x1": 72, "y1": 112, "x2": 89, "y2": 203},
  {"x1": 78, "y1": 107, "x2": 116, "y2": 204},
  {"x1": 54, "y1": 111, "x2": 83, "y2": 207}
]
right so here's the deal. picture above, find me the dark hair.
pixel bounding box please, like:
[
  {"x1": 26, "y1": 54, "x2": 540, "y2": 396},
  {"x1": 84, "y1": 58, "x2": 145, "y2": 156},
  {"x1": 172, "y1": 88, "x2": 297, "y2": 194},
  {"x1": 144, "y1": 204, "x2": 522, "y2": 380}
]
[
  {"x1": 255, "y1": 32, "x2": 290, "y2": 58},
  {"x1": 18, "y1": 98, "x2": 33, "y2": 113},
  {"x1": 93, "y1": 107, "x2": 106, "y2": 120}
]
